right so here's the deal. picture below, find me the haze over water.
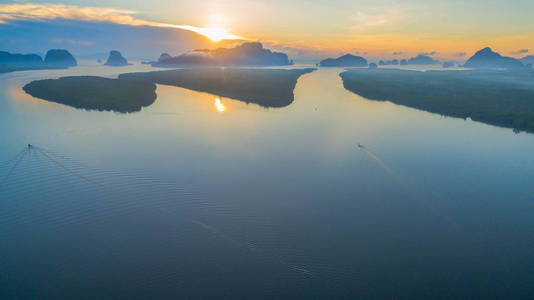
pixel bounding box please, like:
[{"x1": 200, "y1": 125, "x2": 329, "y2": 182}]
[{"x1": 1, "y1": 63, "x2": 534, "y2": 298}]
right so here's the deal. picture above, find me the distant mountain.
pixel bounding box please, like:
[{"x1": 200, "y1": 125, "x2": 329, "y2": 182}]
[
  {"x1": 105, "y1": 50, "x2": 129, "y2": 67},
  {"x1": 155, "y1": 52, "x2": 214, "y2": 66},
  {"x1": 520, "y1": 55, "x2": 534, "y2": 66},
  {"x1": 379, "y1": 59, "x2": 399, "y2": 66},
  {"x1": 158, "y1": 53, "x2": 172, "y2": 62},
  {"x1": 463, "y1": 47, "x2": 524, "y2": 69},
  {"x1": 211, "y1": 42, "x2": 292, "y2": 66},
  {"x1": 153, "y1": 42, "x2": 292, "y2": 67},
  {"x1": 44, "y1": 49, "x2": 77, "y2": 67},
  {"x1": 407, "y1": 55, "x2": 440, "y2": 65},
  {"x1": 319, "y1": 54, "x2": 368, "y2": 67},
  {"x1": 0, "y1": 51, "x2": 43, "y2": 67},
  {"x1": 0, "y1": 49, "x2": 78, "y2": 73},
  {"x1": 400, "y1": 59, "x2": 408, "y2": 66}
]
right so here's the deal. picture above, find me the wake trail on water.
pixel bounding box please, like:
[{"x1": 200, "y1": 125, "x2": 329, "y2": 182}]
[
  {"x1": 189, "y1": 219, "x2": 315, "y2": 278},
  {"x1": 356, "y1": 143, "x2": 461, "y2": 231},
  {"x1": 357, "y1": 144, "x2": 397, "y2": 179},
  {"x1": 0, "y1": 144, "x2": 315, "y2": 280},
  {"x1": 0, "y1": 148, "x2": 28, "y2": 189}
]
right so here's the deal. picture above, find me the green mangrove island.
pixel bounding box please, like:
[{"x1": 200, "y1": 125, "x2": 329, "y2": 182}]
[
  {"x1": 340, "y1": 68, "x2": 534, "y2": 133},
  {"x1": 119, "y1": 68, "x2": 316, "y2": 108},
  {"x1": 23, "y1": 76, "x2": 157, "y2": 113}
]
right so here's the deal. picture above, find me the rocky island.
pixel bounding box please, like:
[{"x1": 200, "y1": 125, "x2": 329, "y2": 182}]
[
  {"x1": 0, "y1": 50, "x2": 74, "y2": 73},
  {"x1": 463, "y1": 47, "x2": 524, "y2": 69},
  {"x1": 23, "y1": 76, "x2": 157, "y2": 113},
  {"x1": 520, "y1": 55, "x2": 534, "y2": 67},
  {"x1": 152, "y1": 42, "x2": 293, "y2": 67},
  {"x1": 105, "y1": 50, "x2": 130, "y2": 66},
  {"x1": 406, "y1": 54, "x2": 440, "y2": 65},
  {"x1": 340, "y1": 68, "x2": 534, "y2": 133},
  {"x1": 119, "y1": 68, "x2": 315, "y2": 108},
  {"x1": 379, "y1": 59, "x2": 399, "y2": 66},
  {"x1": 319, "y1": 54, "x2": 368, "y2": 67},
  {"x1": 44, "y1": 49, "x2": 77, "y2": 67},
  {"x1": 0, "y1": 51, "x2": 44, "y2": 67}
]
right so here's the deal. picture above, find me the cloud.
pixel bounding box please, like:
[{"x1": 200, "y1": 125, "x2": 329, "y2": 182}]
[
  {"x1": 0, "y1": 4, "x2": 148, "y2": 25},
  {"x1": 0, "y1": 3, "x2": 242, "y2": 41},
  {"x1": 348, "y1": 6, "x2": 410, "y2": 31},
  {"x1": 454, "y1": 52, "x2": 467, "y2": 57},
  {"x1": 0, "y1": 18, "x2": 218, "y2": 57},
  {"x1": 510, "y1": 49, "x2": 529, "y2": 55},
  {"x1": 350, "y1": 12, "x2": 388, "y2": 29},
  {"x1": 392, "y1": 51, "x2": 404, "y2": 55},
  {"x1": 419, "y1": 51, "x2": 438, "y2": 56}
]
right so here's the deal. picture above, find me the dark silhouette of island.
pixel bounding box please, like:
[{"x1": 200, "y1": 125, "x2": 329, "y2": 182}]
[
  {"x1": 379, "y1": 59, "x2": 399, "y2": 66},
  {"x1": 152, "y1": 42, "x2": 293, "y2": 67},
  {"x1": 23, "y1": 76, "x2": 157, "y2": 113},
  {"x1": 369, "y1": 63, "x2": 378, "y2": 69},
  {"x1": 442, "y1": 61, "x2": 455, "y2": 68},
  {"x1": 520, "y1": 55, "x2": 534, "y2": 67},
  {"x1": 0, "y1": 50, "x2": 78, "y2": 73},
  {"x1": 119, "y1": 68, "x2": 315, "y2": 108},
  {"x1": 44, "y1": 49, "x2": 77, "y2": 67},
  {"x1": 400, "y1": 59, "x2": 408, "y2": 66},
  {"x1": 105, "y1": 50, "x2": 130, "y2": 66},
  {"x1": 463, "y1": 47, "x2": 524, "y2": 69},
  {"x1": 158, "y1": 53, "x2": 172, "y2": 62},
  {"x1": 0, "y1": 51, "x2": 43, "y2": 67},
  {"x1": 319, "y1": 54, "x2": 368, "y2": 67},
  {"x1": 406, "y1": 54, "x2": 440, "y2": 65},
  {"x1": 340, "y1": 68, "x2": 534, "y2": 133}
]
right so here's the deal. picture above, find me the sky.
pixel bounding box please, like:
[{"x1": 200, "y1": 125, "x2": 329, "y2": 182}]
[{"x1": 1, "y1": 0, "x2": 533, "y2": 60}]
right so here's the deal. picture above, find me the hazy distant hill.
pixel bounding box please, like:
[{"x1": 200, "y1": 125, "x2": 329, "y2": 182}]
[
  {"x1": 0, "y1": 49, "x2": 77, "y2": 73},
  {"x1": 152, "y1": 42, "x2": 292, "y2": 67},
  {"x1": 464, "y1": 47, "x2": 524, "y2": 69},
  {"x1": 319, "y1": 54, "x2": 368, "y2": 67},
  {"x1": 0, "y1": 51, "x2": 43, "y2": 67},
  {"x1": 520, "y1": 55, "x2": 534, "y2": 66},
  {"x1": 379, "y1": 59, "x2": 399, "y2": 66},
  {"x1": 406, "y1": 54, "x2": 440, "y2": 65}
]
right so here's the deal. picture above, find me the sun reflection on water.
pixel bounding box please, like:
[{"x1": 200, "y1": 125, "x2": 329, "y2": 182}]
[{"x1": 214, "y1": 98, "x2": 226, "y2": 112}]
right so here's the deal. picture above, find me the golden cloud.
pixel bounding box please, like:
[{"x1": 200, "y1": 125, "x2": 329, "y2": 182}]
[{"x1": 0, "y1": 3, "x2": 242, "y2": 41}]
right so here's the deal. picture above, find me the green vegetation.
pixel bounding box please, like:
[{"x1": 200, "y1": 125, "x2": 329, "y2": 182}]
[
  {"x1": 23, "y1": 76, "x2": 157, "y2": 113},
  {"x1": 119, "y1": 68, "x2": 316, "y2": 108},
  {"x1": 340, "y1": 68, "x2": 534, "y2": 133}
]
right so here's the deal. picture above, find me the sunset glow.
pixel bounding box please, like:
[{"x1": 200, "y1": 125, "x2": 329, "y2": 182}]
[
  {"x1": 175, "y1": 25, "x2": 242, "y2": 42},
  {"x1": 2, "y1": 2, "x2": 533, "y2": 58},
  {"x1": 214, "y1": 98, "x2": 226, "y2": 112}
]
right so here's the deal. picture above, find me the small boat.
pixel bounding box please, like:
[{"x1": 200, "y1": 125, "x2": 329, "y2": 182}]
[{"x1": 357, "y1": 143, "x2": 364, "y2": 149}]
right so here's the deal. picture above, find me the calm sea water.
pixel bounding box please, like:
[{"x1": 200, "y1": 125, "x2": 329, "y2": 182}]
[{"x1": 1, "y1": 62, "x2": 534, "y2": 299}]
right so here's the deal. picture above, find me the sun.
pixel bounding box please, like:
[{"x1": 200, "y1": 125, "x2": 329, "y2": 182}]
[
  {"x1": 176, "y1": 25, "x2": 242, "y2": 42},
  {"x1": 214, "y1": 98, "x2": 226, "y2": 112},
  {"x1": 195, "y1": 27, "x2": 241, "y2": 42}
]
